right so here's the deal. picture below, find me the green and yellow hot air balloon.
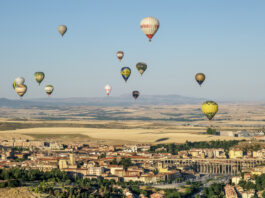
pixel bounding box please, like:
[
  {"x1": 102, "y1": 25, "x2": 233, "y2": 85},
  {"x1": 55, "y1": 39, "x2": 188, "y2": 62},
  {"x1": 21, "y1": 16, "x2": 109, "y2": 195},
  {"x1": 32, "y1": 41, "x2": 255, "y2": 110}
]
[
  {"x1": 201, "y1": 101, "x2": 218, "y2": 120},
  {"x1": 136, "y1": 62, "x2": 147, "y2": 76},
  {"x1": 34, "y1": 72, "x2": 45, "y2": 85}
]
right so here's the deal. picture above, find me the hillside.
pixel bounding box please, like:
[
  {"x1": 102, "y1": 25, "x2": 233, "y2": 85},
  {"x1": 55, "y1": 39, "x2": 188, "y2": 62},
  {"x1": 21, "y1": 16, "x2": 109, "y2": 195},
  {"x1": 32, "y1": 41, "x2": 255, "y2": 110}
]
[{"x1": 0, "y1": 94, "x2": 204, "y2": 108}]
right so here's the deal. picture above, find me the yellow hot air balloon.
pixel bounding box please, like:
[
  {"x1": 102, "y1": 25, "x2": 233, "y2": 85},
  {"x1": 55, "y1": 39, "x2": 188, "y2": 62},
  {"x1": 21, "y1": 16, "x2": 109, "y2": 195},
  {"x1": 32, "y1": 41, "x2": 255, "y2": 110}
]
[
  {"x1": 15, "y1": 84, "x2": 27, "y2": 98},
  {"x1": 201, "y1": 101, "x2": 218, "y2": 120}
]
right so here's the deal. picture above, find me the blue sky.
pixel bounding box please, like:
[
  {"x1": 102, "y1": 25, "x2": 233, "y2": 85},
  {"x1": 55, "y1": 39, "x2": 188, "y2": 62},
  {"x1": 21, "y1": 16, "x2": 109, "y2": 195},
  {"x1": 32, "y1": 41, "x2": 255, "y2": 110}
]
[{"x1": 1, "y1": 0, "x2": 265, "y2": 101}]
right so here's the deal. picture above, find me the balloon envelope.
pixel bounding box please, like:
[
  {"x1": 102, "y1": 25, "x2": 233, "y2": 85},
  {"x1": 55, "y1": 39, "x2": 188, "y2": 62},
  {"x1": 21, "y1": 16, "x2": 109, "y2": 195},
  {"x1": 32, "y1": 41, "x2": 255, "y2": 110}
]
[
  {"x1": 34, "y1": 72, "x2": 45, "y2": 85},
  {"x1": 15, "y1": 84, "x2": 27, "y2": 97},
  {"x1": 116, "y1": 51, "x2": 124, "y2": 62},
  {"x1": 104, "y1": 84, "x2": 112, "y2": 96},
  {"x1": 132, "y1": 91, "x2": 140, "y2": 99},
  {"x1": 136, "y1": 62, "x2": 147, "y2": 76},
  {"x1": 195, "y1": 73, "x2": 206, "y2": 86},
  {"x1": 45, "y1": 85, "x2": 54, "y2": 96},
  {"x1": 121, "y1": 67, "x2": 131, "y2": 82},
  {"x1": 201, "y1": 101, "x2": 218, "y2": 120},
  {"x1": 140, "y1": 17, "x2": 159, "y2": 42},
  {"x1": 58, "y1": 25, "x2": 67, "y2": 37}
]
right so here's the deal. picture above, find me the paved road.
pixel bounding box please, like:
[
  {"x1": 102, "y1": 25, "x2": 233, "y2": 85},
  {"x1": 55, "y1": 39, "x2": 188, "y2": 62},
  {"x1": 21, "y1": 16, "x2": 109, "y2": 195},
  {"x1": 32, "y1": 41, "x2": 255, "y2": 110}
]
[{"x1": 152, "y1": 174, "x2": 231, "y2": 189}]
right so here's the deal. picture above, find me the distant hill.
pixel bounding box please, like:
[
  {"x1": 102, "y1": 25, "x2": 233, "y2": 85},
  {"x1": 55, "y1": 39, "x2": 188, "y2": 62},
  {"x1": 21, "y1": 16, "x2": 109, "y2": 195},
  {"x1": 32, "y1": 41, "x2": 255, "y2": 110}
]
[{"x1": 0, "y1": 94, "x2": 204, "y2": 108}]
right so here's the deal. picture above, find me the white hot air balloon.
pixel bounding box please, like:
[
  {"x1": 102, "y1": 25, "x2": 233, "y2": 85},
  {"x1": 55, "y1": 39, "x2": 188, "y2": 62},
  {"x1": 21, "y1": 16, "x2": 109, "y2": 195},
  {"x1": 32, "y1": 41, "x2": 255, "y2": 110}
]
[
  {"x1": 45, "y1": 85, "x2": 54, "y2": 96},
  {"x1": 140, "y1": 17, "x2": 160, "y2": 42},
  {"x1": 104, "y1": 84, "x2": 112, "y2": 96},
  {"x1": 58, "y1": 25, "x2": 67, "y2": 37},
  {"x1": 15, "y1": 77, "x2": 25, "y2": 86}
]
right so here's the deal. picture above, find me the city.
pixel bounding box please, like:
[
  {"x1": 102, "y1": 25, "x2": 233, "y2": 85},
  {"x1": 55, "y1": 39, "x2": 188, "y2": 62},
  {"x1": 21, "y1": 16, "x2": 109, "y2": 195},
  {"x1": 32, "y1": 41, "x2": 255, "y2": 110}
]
[{"x1": 0, "y1": 137, "x2": 264, "y2": 197}]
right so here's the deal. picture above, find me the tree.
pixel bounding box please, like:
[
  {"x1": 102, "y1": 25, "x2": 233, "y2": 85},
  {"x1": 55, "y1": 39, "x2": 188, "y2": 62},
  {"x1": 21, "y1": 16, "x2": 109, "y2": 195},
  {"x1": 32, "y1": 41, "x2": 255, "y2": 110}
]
[
  {"x1": 111, "y1": 158, "x2": 118, "y2": 165},
  {"x1": 166, "y1": 191, "x2": 181, "y2": 198},
  {"x1": 100, "y1": 153, "x2": 106, "y2": 159},
  {"x1": 119, "y1": 158, "x2": 132, "y2": 169},
  {"x1": 206, "y1": 128, "x2": 217, "y2": 135}
]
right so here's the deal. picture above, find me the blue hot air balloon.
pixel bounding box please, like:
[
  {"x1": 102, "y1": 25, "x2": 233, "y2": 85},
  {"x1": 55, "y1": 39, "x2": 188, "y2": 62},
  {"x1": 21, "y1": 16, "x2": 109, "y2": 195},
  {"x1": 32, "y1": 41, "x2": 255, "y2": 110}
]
[{"x1": 121, "y1": 67, "x2": 131, "y2": 82}]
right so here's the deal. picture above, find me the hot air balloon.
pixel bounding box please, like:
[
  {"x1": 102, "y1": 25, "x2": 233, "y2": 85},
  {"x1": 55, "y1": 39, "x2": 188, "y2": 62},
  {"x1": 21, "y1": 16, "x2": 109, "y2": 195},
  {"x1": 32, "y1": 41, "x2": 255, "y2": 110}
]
[
  {"x1": 195, "y1": 73, "x2": 206, "y2": 86},
  {"x1": 45, "y1": 85, "x2": 54, "y2": 96},
  {"x1": 121, "y1": 67, "x2": 131, "y2": 82},
  {"x1": 34, "y1": 72, "x2": 45, "y2": 85},
  {"x1": 132, "y1": 91, "x2": 140, "y2": 100},
  {"x1": 104, "y1": 84, "x2": 112, "y2": 96},
  {"x1": 15, "y1": 84, "x2": 27, "y2": 97},
  {"x1": 116, "y1": 51, "x2": 124, "y2": 62},
  {"x1": 136, "y1": 62, "x2": 147, "y2": 76},
  {"x1": 58, "y1": 25, "x2": 67, "y2": 37},
  {"x1": 140, "y1": 17, "x2": 159, "y2": 42},
  {"x1": 201, "y1": 101, "x2": 218, "y2": 120},
  {"x1": 15, "y1": 77, "x2": 25, "y2": 86}
]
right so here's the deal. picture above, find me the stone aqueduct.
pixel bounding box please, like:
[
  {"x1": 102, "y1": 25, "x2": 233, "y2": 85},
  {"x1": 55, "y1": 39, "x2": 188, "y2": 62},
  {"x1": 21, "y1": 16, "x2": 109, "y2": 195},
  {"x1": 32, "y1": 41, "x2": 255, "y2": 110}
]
[{"x1": 132, "y1": 158, "x2": 265, "y2": 175}]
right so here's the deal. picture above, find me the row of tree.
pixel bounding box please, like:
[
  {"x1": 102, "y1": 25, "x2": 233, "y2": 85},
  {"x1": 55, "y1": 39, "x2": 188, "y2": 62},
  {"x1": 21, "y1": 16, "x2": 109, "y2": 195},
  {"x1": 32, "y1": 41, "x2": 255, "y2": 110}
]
[
  {"x1": 0, "y1": 168, "x2": 68, "y2": 187},
  {"x1": 150, "y1": 140, "x2": 242, "y2": 155}
]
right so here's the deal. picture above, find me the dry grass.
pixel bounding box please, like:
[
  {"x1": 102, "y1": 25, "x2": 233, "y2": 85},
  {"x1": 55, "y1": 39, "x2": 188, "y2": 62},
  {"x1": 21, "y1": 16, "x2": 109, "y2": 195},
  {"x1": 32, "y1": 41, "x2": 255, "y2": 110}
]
[
  {"x1": 0, "y1": 127, "x2": 246, "y2": 145},
  {"x1": 0, "y1": 103, "x2": 264, "y2": 144},
  {"x1": 0, "y1": 187, "x2": 39, "y2": 198}
]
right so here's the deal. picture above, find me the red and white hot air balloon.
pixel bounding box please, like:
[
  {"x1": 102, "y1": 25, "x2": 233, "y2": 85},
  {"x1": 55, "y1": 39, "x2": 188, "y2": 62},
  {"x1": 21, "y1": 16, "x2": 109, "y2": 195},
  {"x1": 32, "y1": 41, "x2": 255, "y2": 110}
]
[
  {"x1": 104, "y1": 84, "x2": 112, "y2": 96},
  {"x1": 140, "y1": 17, "x2": 160, "y2": 42},
  {"x1": 116, "y1": 51, "x2": 124, "y2": 62}
]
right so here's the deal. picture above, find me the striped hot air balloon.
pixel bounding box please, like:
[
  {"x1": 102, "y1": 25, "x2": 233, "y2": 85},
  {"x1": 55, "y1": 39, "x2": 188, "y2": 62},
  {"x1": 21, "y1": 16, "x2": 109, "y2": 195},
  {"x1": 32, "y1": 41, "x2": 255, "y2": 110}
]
[
  {"x1": 140, "y1": 17, "x2": 160, "y2": 42},
  {"x1": 15, "y1": 84, "x2": 27, "y2": 97},
  {"x1": 116, "y1": 51, "x2": 124, "y2": 62}
]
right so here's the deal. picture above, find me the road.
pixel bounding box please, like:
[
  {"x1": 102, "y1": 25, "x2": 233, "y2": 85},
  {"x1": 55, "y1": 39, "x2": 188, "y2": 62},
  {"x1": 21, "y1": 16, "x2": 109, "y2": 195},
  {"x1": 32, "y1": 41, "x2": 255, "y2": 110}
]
[{"x1": 152, "y1": 174, "x2": 231, "y2": 189}]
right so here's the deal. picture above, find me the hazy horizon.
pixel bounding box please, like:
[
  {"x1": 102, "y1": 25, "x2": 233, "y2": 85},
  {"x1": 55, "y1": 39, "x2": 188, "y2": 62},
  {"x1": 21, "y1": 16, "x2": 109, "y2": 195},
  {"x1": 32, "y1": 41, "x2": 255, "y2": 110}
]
[{"x1": 1, "y1": 1, "x2": 265, "y2": 101}]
